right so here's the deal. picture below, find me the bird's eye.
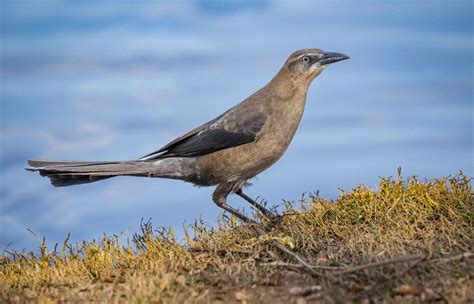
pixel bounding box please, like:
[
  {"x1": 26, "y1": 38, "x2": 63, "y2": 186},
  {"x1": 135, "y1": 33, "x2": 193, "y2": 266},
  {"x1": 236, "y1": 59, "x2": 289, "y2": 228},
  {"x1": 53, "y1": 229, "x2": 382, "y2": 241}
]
[{"x1": 302, "y1": 56, "x2": 310, "y2": 62}]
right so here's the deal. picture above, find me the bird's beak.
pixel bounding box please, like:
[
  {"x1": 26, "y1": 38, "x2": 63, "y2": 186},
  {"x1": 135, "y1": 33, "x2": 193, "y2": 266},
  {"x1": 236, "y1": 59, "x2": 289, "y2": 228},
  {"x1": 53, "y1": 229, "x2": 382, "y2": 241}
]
[{"x1": 319, "y1": 52, "x2": 350, "y2": 65}]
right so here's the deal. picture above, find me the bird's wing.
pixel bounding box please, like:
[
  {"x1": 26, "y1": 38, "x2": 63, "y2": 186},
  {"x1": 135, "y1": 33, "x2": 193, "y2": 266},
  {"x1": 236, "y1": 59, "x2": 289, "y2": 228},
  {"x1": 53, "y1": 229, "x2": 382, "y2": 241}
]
[{"x1": 140, "y1": 104, "x2": 267, "y2": 160}]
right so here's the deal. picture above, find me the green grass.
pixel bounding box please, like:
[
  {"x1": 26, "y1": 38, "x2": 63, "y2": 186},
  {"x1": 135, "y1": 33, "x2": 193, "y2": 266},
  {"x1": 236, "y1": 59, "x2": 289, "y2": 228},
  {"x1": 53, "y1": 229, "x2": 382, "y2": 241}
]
[{"x1": 1, "y1": 172, "x2": 473, "y2": 303}]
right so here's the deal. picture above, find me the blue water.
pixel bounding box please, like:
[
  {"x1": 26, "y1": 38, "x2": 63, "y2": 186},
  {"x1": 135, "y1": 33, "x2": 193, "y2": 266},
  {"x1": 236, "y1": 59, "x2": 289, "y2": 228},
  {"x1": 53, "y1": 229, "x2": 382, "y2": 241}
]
[{"x1": 1, "y1": 1, "x2": 472, "y2": 251}]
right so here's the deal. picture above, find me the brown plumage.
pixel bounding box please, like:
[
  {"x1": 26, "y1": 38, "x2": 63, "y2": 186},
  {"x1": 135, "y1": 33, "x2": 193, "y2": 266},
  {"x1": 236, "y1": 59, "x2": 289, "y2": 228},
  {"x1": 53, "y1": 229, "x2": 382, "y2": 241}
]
[{"x1": 27, "y1": 48, "x2": 349, "y2": 222}]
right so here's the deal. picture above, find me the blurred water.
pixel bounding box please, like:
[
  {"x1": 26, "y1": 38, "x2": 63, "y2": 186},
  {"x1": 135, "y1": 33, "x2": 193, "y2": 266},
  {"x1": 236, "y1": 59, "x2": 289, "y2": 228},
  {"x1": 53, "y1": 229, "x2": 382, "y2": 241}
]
[{"x1": 1, "y1": 1, "x2": 472, "y2": 250}]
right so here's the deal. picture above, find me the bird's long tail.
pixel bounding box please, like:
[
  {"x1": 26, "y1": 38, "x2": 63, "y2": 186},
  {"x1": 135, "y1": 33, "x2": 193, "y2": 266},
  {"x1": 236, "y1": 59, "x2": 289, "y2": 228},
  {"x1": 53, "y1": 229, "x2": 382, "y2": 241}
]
[{"x1": 27, "y1": 159, "x2": 159, "y2": 187}]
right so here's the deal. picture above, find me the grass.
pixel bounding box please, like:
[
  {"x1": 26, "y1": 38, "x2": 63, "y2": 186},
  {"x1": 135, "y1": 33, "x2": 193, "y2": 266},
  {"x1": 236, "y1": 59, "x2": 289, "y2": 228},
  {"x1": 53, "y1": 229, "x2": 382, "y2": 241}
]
[{"x1": 1, "y1": 172, "x2": 473, "y2": 303}]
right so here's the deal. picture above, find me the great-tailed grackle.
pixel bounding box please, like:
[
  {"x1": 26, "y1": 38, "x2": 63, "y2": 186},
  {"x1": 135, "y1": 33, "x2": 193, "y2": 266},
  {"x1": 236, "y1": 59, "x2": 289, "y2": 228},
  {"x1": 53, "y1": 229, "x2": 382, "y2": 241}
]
[{"x1": 27, "y1": 49, "x2": 349, "y2": 223}]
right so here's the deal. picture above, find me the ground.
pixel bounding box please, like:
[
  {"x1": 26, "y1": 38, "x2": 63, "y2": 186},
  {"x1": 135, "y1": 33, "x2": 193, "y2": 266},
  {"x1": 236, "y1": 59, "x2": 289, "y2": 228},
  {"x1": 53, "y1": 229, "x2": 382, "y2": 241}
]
[{"x1": 1, "y1": 173, "x2": 473, "y2": 303}]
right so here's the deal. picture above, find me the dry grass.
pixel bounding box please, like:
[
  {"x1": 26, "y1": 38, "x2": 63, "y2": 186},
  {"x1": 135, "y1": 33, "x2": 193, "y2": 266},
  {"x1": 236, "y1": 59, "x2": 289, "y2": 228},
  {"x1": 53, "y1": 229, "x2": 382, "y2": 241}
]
[{"x1": 1, "y1": 172, "x2": 473, "y2": 303}]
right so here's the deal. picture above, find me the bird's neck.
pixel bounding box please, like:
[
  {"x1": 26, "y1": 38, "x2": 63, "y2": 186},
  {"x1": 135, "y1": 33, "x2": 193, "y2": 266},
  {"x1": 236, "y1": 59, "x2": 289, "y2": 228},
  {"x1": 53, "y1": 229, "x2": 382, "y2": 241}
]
[{"x1": 268, "y1": 67, "x2": 311, "y2": 100}]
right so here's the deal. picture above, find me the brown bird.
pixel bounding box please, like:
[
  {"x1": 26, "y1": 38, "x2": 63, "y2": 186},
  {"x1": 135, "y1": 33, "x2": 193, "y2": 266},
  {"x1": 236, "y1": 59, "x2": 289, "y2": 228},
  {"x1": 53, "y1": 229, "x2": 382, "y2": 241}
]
[{"x1": 27, "y1": 49, "x2": 349, "y2": 223}]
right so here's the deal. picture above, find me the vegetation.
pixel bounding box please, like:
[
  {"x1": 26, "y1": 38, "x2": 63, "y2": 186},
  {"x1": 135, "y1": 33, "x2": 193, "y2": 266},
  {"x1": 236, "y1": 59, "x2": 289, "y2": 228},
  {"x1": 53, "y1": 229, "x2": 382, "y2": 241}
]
[{"x1": 1, "y1": 172, "x2": 473, "y2": 303}]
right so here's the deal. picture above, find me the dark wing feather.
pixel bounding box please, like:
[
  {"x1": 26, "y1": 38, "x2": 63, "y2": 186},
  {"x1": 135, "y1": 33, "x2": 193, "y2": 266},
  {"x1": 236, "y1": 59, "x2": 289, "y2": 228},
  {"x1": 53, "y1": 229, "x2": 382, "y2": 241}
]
[
  {"x1": 157, "y1": 128, "x2": 256, "y2": 158},
  {"x1": 140, "y1": 114, "x2": 224, "y2": 159},
  {"x1": 140, "y1": 105, "x2": 267, "y2": 160}
]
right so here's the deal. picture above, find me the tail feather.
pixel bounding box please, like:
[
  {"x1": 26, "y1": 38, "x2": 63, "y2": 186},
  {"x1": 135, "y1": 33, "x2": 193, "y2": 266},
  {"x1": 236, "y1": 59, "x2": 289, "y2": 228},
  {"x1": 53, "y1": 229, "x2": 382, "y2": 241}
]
[
  {"x1": 28, "y1": 160, "x2": 117, "y2": 168},
  {"x1": 48, "y1": 175, "x2": 112, "y2": 187},
  {"x1": 27, "y1": 159, "x2": 153, "y2": 187}
]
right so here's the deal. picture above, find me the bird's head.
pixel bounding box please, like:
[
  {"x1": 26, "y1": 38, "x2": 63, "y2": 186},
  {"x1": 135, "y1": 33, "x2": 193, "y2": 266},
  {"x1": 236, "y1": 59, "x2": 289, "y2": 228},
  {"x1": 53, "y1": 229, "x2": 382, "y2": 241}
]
[{"x1": 283, "y1": 48, "x2": 349, "y2": 85}]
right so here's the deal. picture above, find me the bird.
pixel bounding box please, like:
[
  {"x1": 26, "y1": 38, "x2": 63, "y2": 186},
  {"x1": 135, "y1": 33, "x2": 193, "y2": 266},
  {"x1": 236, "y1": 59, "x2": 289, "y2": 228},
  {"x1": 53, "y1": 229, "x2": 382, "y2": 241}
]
[{"x1": 27, "y1": 48, "x2": 349, "y2": 224}]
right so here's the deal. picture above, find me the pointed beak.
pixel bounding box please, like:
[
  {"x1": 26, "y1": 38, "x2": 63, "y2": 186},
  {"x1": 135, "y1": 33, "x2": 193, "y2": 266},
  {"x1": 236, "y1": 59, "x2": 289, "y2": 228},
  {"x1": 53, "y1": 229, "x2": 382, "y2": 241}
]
[{"x1": 319, "y1": 52, "x2": 350, "y2": 65}]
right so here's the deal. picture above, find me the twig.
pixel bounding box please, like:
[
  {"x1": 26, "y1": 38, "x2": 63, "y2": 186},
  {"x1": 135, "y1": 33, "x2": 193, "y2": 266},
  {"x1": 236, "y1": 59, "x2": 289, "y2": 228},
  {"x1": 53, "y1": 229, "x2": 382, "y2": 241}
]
[
  {"x1": 189, "y1": 247, "x2": 252, "y2": 255},
  {"x1": 335, "y1": 254, "x2": 425, "y2": 275},
  {"x1": 261, "y1": 261, "x2": 343, "y2": 270},
  {"x1": 253, "y1": 226, "x2": 319, "y2": 276}
]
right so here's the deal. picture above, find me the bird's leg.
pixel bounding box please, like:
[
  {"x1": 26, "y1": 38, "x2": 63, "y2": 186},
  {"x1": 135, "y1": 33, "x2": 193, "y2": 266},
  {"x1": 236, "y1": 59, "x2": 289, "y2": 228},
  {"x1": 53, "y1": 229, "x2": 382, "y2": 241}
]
[
  {"x1": 215, "y1": 201, "x2": 256, "y2": 224},
  {"x1": 235, "y1": 189, "x2": 274, "y2": 218},
  {"x1": 235, "y1": 189, "x2": 284, "y2": 228},
  {"x1": 213, "y1": 184, "x2": 256, "y2": 224}
]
